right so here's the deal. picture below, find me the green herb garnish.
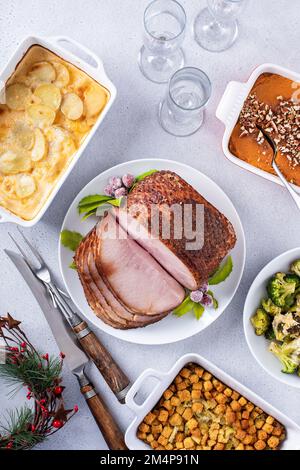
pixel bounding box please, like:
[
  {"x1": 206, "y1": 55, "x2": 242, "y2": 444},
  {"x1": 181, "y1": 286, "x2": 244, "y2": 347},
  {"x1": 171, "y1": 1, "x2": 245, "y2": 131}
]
[
  {"x1": 60, "y1": 230, "x2": 83, "y2": 252},
  {"x1": 209, "y1": 256, "x2": 233, "y2": 286},
  {"x1": 173, "y1": 296, "x2": 195, "y2": 317}
]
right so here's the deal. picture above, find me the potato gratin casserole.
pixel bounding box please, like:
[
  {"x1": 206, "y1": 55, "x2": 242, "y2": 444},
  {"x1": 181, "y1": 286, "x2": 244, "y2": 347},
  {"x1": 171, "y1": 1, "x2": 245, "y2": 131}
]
[
  {"x1": 0, "y1": 45, "x2": 110, "y2": 220},
  {"x1": 138, "y1": 363, "x2": 286, "y2": 450}
]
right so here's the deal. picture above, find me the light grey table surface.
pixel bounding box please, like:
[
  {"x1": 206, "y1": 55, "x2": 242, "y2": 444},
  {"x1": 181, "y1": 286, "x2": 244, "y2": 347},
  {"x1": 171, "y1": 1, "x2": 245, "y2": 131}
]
[{"x1": 0, "y1": 0, "x2": 299, "y2": 450}]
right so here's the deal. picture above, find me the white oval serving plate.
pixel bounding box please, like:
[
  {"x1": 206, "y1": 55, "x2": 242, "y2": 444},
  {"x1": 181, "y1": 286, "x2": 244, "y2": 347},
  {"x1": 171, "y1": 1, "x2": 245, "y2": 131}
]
[
  {"x1": 244, "y1": 247, "x2": 300, "y2": 388},
  {"x1": 59, "y1": 158, "x2": 246, "y2": 345}
]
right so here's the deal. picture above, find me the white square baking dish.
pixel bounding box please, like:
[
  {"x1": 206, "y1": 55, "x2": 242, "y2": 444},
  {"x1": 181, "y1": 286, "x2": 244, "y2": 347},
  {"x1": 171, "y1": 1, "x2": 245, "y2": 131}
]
[
  {"x1": 216, "y1": 63, "x2": 300, "y2": 194},
  {"x1": 125, "y1": 353, "x2": 300, "y2": 450},
  {"x1": 0, "y1": 35, "x2": 117, "y2": 226}
]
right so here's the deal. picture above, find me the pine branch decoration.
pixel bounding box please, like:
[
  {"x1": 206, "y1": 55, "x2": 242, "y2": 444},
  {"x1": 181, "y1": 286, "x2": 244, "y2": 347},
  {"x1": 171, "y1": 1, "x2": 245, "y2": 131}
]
[{"x1": 0, "y1": 314, "x2": 78, "y2": 450}]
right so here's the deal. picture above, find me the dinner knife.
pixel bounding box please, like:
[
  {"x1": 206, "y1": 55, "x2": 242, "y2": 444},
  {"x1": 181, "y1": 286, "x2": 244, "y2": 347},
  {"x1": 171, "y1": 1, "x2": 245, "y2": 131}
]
[{"x1": 5, "y1": 249, "x2": 127, "y2": 451}]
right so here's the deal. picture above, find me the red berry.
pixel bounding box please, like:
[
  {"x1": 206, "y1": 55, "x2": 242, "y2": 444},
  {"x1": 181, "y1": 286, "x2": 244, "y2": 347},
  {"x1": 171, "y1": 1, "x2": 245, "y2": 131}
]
[
  {"x1": 53, "y1": 386, "x2": 63, "y2": 396},
  {"x1": 42, "y1": 353, "x2": 49, "y2": 361},
  {"x1": 60, "y1": 352, "x2": 65, "y2": 359},
  {"x1": 21, "y1": 342, "x2": 26, "y2": 348},
  {"x1": 6, "y1": 441, "x2": 13, "y2": 449},
  {"x1": 52, "y1": 419, "x2": 63, "y2": 429},
  {"x1": 30, "y1": 424, "x2": 36, "y2": 432},
  {"x1": 74, "y1": 405, "x2": 79, "y2": 413}
]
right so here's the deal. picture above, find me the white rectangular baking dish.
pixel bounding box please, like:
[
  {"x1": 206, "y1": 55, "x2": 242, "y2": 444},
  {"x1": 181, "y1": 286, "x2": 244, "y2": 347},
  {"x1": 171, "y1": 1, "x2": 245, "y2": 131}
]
[
  {"x1": 216, "y1": 63, "x2": 300, "y2": 194},
  {"x1": 125, "y1": 353, "x2": 300, "y2": 450},
  {"x1": 0, "y1": 35, "x2": 117, "y2": 226}
]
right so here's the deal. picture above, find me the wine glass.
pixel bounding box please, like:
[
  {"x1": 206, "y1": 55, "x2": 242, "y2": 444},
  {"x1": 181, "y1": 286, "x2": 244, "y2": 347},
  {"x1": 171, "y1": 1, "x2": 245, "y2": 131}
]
[
  {"x1": 138, "y1": 0, "x2": 186, "y2": 84},
  {"x1": 158, "y1": 67, "x2": 212, "y2": 137},
  {"x1": 194, "y1": 0, "x2": 247, "y2": 52}
]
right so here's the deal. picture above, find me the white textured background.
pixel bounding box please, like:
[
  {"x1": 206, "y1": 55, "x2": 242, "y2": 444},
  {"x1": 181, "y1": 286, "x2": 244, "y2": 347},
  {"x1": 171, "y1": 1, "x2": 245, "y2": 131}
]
[{"x1": 0, "y1": 0, "x2": 299, "y2": 450}]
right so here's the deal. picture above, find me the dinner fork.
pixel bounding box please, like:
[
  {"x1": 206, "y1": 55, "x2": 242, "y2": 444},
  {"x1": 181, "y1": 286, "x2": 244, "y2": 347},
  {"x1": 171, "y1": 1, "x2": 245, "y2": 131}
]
[
  {"x1": 258, "y1": 126, "x2": 300, "y2": 211},
  {"x1": 8, "y1": 228, "x2": 131, "y2": 403}
]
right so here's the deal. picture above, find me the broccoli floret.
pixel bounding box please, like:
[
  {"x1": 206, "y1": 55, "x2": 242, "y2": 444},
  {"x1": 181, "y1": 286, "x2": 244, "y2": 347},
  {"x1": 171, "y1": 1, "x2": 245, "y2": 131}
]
[
  {"x1": 265, "y1": 326, "x2": 276, "y2": 341},
  {"x1": 285, "y1": 273, "x2": 300, "y2": 287},
  {"x1": 269, "y1": 341, "x2": 300, "y2": 374},
  {"x1": 261, "y1": 298, "x2": 282, "y2": 317},
  {"x1": 267, "y1": 272, "x2": 297, "y2": 308},
  {"x1": 290, "y1": 259, "x2": 300, "y2": 277},
  {"x1": 272, "y1": 312, "x2": 300, "y2": 341},
  {"x1": 289, "y1": 295, "x2": 300, "y2": 317},
  {"x1": 251, "y1": 308, "x2": 271, "y2": 336}
]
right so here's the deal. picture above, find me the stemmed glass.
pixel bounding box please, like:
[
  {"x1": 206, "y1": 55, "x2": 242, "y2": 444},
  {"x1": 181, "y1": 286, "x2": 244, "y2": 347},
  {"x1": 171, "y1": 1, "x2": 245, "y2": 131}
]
[
  {"x1": 194, "y1": 0, "x2": 247, "y2": 52},
  {"x1": 138, "y1": 0, "x2": 186, "y2": 84},
  {"x1": 158, "y1": 67, "x2": 212, "y2": 137}
]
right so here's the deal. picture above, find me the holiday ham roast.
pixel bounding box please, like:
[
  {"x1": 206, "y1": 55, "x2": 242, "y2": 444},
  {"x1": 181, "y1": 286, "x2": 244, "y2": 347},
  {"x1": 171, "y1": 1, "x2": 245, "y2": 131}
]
[
  {"x1": 74, "y1": 213, "x2": 185, "y2": 329},
  {"x1": 115, "y1": 171, "x2": 236, "y2": 290},
  {"x1": 75, "y1": 170, "x2": 237, "y2": 329}
]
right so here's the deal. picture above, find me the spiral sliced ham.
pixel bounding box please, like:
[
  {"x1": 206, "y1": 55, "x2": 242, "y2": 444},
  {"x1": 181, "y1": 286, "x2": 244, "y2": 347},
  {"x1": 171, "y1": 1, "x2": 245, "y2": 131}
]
[
  {"x1": 115, "y1": 171, "x2": 236, "y2": 290},
  {"x1": 75, "y1": 170, "x2": 237, "y2": 330},
  {"x1": 74, "y1": 215, "x2": 184, "y2": 329}
]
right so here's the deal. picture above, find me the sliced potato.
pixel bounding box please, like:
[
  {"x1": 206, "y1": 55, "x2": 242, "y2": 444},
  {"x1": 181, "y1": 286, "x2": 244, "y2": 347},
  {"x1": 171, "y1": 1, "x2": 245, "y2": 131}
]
[
  {"x1": 0, "y1": 148, "x2": 32, "y2": 175},
  {"x1": 11, "y1": 122, "x2": 35, "y2": 150},
  {"x1": 6, "y1": 83, "x2": 32, "y2": 111},
  {"x1": 28, "y1": 61, "x2": 56, "y2": 84},
  {"x1": 15, "y1": 174, "x2": 36, "y2": 198},
  {"x1": 45, "y1": 126, "x2": 76, "y2": 158},
  {"x1": 59, "y1": 115, "x2": 90, "y2": 134},
  {"x1": 26, "y1": 104, "x2": 56, "y2": 128},
  {"x1": 34, "y1": 84, "x2": 61, "y2": 110},
  {"x1": 84, "y1": 85, "x2": 107, "y2": 117},
  {"x1": 1, "y1": 176, "x2": 16, "y2": 196},
  {"x1": 61, "y1": 93, "x2": 83, "y2": 120},
  {"x1": 31, "y1": 128, "x2": 47, "y2": 161},
  {"x1": 52, "y1": 62, "x2": 70, "y2": 88}
]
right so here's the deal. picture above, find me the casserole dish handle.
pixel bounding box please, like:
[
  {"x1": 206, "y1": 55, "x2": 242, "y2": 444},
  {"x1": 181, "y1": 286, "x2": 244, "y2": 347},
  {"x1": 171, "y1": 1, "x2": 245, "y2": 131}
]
[
  {"x1": 216, "y1": 81, "x2": 247, "y2": 126},
  {"x1": 0, "y1": 210, "x2": 16, "y2": 224},
  {"x1": 47, "y1": 35, "x2": 105, "y2": 74},
  {"x1": 125, "y1": 368, "x2": 167, "y2": 415}
]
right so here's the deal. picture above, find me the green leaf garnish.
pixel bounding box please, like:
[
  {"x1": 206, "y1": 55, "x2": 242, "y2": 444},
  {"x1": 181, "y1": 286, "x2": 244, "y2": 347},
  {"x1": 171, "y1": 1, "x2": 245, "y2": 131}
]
[
  {"x1": 173, "y1": 296, "x2": 195, "y2": 317},
  {"x1": 78, "y1": 195, "x2": 113, "y2": 215},
  {"x1": 193, "y1": 303, "x2": 205, "y2": 320},
  {"x1": 208, "y1": 290, "x2": 218, "y2": 309},
  {"x1": 78, "y1": 194, "x2": 113, "y2": 207},
  {"x1": 134, "y1": 169, "x2": 158, "y2": 182},
  {"x1": 107, "y1": 198, "x2": 122, "y2": 207},
  {"x1": 60, "y1": 230, "x2": 83, "y2": 252},
  {"x1": 209, "y1": 256, "x2": 233, "y2": 286},
  {"x1": 129, "y1": 169, "x2": 158, "y2": 192},
  {"x1": 69, "y1": 261, "x2": 77, "y2": 270}
]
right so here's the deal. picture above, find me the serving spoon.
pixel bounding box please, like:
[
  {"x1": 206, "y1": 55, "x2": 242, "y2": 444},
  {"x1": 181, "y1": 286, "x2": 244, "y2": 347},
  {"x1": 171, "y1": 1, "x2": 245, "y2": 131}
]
[{"x1": 257, "y1": 126, "x2": 300, "y2": 211}]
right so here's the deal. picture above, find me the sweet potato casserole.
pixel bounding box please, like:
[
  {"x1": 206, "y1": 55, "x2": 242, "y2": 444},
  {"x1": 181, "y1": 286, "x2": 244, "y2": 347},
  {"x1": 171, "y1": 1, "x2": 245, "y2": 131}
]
[
  {"x1": 137, "y1": 362, "x2": 286, "y2": 450},
  {"x1": 229, "y1": 73, "x2": 300, "y2": 186}
]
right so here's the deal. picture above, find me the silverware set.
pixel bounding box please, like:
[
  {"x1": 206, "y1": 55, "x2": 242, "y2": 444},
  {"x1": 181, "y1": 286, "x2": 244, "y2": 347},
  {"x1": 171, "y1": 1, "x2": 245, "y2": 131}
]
[{"x1": 5, "y1": 229, "x2": 131, "y2": 450}]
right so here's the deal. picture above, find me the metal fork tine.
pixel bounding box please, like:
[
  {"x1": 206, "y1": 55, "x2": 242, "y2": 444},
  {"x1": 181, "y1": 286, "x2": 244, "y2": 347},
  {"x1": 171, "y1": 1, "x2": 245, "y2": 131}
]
[
  {"x1": 5, "y1": 238, "x2": 35, "y2": 273},
  {"x1": 8, "y1": 233, "x2": 34, "y2": 268},
  {"x1": 16, "y1": 227, "x2": 43, "y2": 266}
]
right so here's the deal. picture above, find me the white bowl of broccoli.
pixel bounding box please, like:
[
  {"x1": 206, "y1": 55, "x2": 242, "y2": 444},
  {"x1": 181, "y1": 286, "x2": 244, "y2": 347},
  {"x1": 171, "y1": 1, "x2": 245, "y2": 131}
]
[{"x1": 244, "y1": 247, "x2": 300, "y2": 388}]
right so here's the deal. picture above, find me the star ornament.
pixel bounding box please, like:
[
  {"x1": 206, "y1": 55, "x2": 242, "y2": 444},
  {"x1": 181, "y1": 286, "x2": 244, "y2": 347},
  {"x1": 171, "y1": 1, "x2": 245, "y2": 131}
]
[
  {"x1": 4, "y1": 313, "x2": 21, "y2": 330},
  {"x1": 52, "y1": 404, "x2": 73, "y2": 423}
]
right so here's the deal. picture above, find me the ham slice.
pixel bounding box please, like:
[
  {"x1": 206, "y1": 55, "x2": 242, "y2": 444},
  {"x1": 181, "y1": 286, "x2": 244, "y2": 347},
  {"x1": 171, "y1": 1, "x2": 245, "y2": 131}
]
[
  {"x1": 75, "y1": 228, "x2": 168, "y2": 329},
  {"x1": 115, "y1": 170, "x2": 236, "y2": 290},
  {"x1": 95, "y1": 213, "x2": 185, "y2": 315}
]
